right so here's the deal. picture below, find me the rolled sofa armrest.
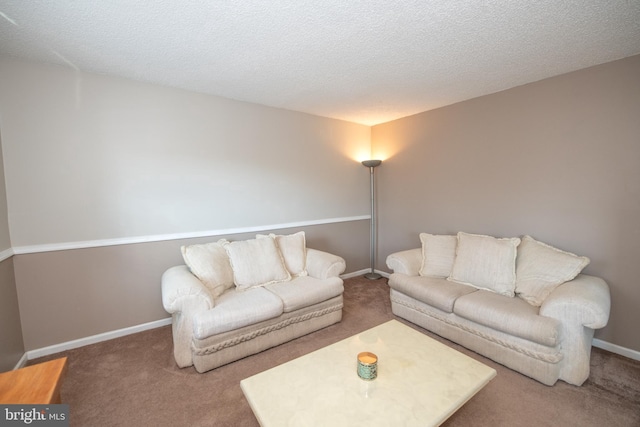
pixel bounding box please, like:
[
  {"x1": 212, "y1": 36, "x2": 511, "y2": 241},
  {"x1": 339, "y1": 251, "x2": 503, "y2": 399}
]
[
  {"x1": 161, "y1": 265, "x2": 215, "y2": 314},
  {"x1": 540, "y1": 274, "x2": 611, "y2": 329},
  {"x1": 305, "y1": 248, "x2": 346, "y2": 279},
  {"x1": 386, "y1": 248, "x2": 422, "y2": 276}
]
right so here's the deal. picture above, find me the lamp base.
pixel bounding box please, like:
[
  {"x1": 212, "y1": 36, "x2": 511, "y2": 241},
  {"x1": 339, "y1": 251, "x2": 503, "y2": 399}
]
[{"x1": 364, "y1": 272, "x2": 382, "y2": 280}]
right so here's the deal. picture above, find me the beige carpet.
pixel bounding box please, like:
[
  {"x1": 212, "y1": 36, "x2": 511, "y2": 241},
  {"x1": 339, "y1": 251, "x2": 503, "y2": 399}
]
[{"x1": 32, "y1": 276, "x2": 640, "y2": 426}]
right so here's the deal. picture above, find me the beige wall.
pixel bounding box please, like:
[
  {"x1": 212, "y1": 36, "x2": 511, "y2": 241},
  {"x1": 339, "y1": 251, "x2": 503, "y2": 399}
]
[
  {"x1": 0, "y1": 128, "x2": 23, "y2": 371},
  {"x1": 2, "y1": 53, "x2": 638, "y2": 356},
  {"x1": 372, "y1": 54, "x2": 640, "y2": 352},
  {"x1": 0, "y1": 57, "x2": 371, "y2": 352},
  {"x1": 0, "y1": 57, "x2": 371, "y2": 247},
  {"x1": 0, "y1": 132, "x2": 10, "y2": 251},
  {"x1": 0, "y1": 257, "x2": 22, "y2": 371},
  {"x1": 15, "y1": 221, "x2": 369, "y2": 350}
]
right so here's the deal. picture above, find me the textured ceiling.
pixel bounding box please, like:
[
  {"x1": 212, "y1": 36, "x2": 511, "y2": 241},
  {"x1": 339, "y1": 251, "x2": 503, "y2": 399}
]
[{"x1": 1, "y1": 1, "x2": 639, "y2": 125}]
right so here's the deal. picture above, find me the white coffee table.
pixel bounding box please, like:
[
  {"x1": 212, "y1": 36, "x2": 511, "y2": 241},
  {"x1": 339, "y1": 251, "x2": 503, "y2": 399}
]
[{"x1": 240, "y1": 320, "x2": 496, "y2": 426}]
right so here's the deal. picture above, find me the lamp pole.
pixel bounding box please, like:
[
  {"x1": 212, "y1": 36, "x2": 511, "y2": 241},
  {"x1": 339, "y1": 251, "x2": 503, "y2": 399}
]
[{"x1": 362, "y1": 160, "x2": 382, "y2": 280}]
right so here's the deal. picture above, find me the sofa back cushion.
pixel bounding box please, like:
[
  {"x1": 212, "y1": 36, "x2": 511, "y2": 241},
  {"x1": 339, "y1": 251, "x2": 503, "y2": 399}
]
[
  {"x1": 448, "y1": 232, "x2": 520, "y2": 297},
  {"x1": 181, "y1": 240, "x2": 235, "y2": 297},
  {"x1": 257, "y1": 231, "x2": 308, "y2": 277},
  {"x1": 224, "y1": 237, "x2": 291, "y2": 290},
  {"x1": 418, "y1": 233, "x2": 457, "y2": 278},
  {"x1": 515, "y1": 235, "x2": 590, "y2": 306}
]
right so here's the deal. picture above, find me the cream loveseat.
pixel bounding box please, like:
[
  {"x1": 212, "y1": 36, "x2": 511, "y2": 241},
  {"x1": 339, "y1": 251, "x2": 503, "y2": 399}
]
[
  {"x1": 386, "y1": 232, "x2": 610, "y2": 386},
  {"x1": 162, "y1": 232, "x2": 346, "y2": 372}
]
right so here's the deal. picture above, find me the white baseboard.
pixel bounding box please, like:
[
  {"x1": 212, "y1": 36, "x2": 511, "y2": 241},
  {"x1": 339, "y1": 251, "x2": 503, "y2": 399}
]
[
  {"x1": 341, "y1": 269, "x2": 390, "y2": 280},
  {"x1": 593, "y1": 338, "x2": 640, "y2": 362},
  {"x1": 12, "y1": 352, "x2": 28, "y2": 370},
  {"x1": 20, "y1": 281, "x2": 637, "y2": 367},
  {"x1": 21, "y1": 269, "x2": 374, "y2": 363},
  {"x1": 26, "y1": 318, "x2": 172, "y2": 360},
  {"x1": 341, "y1": 268, "x2": 370, "y2": 279}
]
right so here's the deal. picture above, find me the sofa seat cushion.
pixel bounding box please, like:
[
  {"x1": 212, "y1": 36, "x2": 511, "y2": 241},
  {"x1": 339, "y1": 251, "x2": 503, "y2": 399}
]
[
  {"x1": 266, "y1": 276, "x2": 344, "y2": 312},
  {"x1": 388, "y1": 274, "x2": 478, "y2": 313},
  {"x1": 453, "y1": 290, "x2": 560, "y2": 347},
  {"x1": 193, "y1": 287, "x2": 284, "y2": 339}
]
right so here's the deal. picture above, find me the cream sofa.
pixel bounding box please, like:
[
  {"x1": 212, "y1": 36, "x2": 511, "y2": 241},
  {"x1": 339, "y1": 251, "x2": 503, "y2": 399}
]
[
  {"x1": 386, "y1": 232, "x2": 611, "y2": 386},
  {"x1": 162, "y1": 232, "x2": 346, "y2": 372}
]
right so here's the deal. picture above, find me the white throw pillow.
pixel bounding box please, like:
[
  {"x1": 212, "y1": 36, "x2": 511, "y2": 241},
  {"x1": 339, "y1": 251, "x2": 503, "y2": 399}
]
[
  {"x1": 257, "y1": 231, "x2": 308, "y2": 277},
  {"x1": 181, "y1": 239, "x2": 234, "y2": 297},
  {"x1": 448, "y1": 232, "x2": 520, "y2": 297},
  {"x1": 419, "y1": 233, "x2": 457, "y2": 278},
  {"x1": 516, "y1": 235, "x2": 590, "y2": 306},
  {"x1": 224, "y1": 237, "x2": 291, "y2": 290}
]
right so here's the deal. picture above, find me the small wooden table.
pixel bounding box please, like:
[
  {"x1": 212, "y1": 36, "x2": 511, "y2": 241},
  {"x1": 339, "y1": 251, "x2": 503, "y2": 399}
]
[{"x1": 0, "y1": 357, "x2": 68, "y2": 404}]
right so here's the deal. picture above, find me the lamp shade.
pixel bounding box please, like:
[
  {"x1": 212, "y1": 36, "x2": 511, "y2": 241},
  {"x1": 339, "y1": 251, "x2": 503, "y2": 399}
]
[{"x1": 361, "y1": 159, "x2": 382, "y2": 168}]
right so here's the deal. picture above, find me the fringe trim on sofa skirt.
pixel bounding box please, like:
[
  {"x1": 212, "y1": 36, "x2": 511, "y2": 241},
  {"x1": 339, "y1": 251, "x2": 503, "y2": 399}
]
[
  {"x1": 192, "y1": 302, "x2": 343, "y2": 356},
  {"x1": 391, "y1": 296, "x2": 563, "y2": 364}
]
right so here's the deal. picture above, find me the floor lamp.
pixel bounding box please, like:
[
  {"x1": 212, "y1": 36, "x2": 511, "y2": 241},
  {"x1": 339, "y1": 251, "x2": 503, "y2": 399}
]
[{"x1": 362, "y1": 159, "x2": 382, "y2": 280}]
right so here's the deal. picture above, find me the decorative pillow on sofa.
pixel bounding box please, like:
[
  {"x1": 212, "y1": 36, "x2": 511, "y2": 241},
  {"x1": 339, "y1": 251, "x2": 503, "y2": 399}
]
[
  {"x1": 257, "y1": 231, "x2": 308, "y2": 277},
  {"x1": 419, "y1": 233, "x2": 457, "y2": 278},
  {"x1": 515, "y1": 235, "x2": 590, "y2": 306},
  {"x1": 181, "y1": 239, "x2": 235, "y2": 297},
  {"x1": 224, "y1": 237, "x2": 291, "y2": 290},
  {"x1": 448, "y1": 232, "x2": 521, "y2": 297}
]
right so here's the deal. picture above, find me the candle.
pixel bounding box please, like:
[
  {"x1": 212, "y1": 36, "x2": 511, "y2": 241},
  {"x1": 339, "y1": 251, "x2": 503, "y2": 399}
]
[{"x1": 357, "y1": 352, "x2": 378, "y2": 380}]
